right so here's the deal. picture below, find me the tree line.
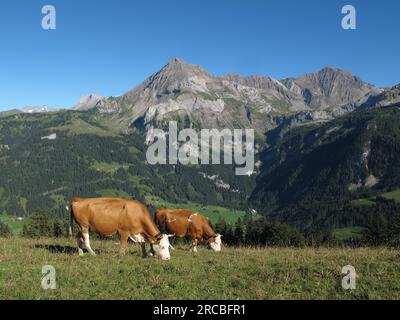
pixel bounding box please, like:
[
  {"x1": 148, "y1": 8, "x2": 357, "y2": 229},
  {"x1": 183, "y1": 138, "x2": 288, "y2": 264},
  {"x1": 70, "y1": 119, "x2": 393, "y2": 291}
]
[{"x1": 2, "y1": 207, "x2": 400, "y2": 248}]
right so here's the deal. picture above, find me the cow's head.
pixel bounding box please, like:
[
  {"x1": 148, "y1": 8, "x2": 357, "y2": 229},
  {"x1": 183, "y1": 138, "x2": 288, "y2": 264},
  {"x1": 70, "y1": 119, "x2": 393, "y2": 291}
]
[
  {"x1": 208, "y1": 234, "x2": 223, "y2": 252},
  {"x1": 152, "y1": 234, "x2": 174, "y2": 260}
]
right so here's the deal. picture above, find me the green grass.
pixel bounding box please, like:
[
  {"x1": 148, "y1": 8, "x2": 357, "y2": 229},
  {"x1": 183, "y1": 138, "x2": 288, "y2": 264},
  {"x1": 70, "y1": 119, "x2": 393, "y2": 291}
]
[
  {"x1": 128, "y1": 146, "x2": 140, "y2": 154},
  {"x1": 0, "y1": 214, "x2": 25, "y2": 235},
  {"x1": 147, "y1": 197, "x2": 246, "y2": 224},
  {"x1": 262, "y1": 96, "x2": 291, "y2": 115},
  {"x1": 381, "y1": 189, "x2": 400, "y2": 202},
  {"x1": 97, "y1": 189, "x2": 132, "y2": 199},
  {"x1": 333, "y1": 227, "x2": 364, "y2": 241},
  {"x1": 0, "y1": 187, "x2": 7, "y2": 207},
  {"x1": 1, "y1": 237, "x2": 400, "y2": 299},
  {"x1": 91, "y1": 161, "x2": 129, "y2": 174},
  {"x1": 352, "y1": 189, "x2": 400, "y2": 206},
  {"x1": 352, "y1": 198, "x2": 377, "y2": 206},
  {"x1": 49, "y1": 118, "x2": 117, "y2": 137}
]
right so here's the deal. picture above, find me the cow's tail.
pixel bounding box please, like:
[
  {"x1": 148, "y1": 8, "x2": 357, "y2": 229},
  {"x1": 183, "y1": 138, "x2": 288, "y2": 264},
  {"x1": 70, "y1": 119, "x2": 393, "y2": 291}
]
[
  {"x1": 68, "y1": 204, "x2": 74, "y2": 239},
  {"x1": 154, "y1": 208, "x2": 160, "y2": 226},
  {"x1": 154, "y1": 208, "x2": 166, "y2": 233}
]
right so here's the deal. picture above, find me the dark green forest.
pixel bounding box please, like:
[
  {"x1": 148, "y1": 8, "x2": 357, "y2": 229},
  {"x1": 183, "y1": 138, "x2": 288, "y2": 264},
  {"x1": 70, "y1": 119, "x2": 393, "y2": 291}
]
[
  {"x1": 0, "y1": 110, "x2": 255, "y2": 219},
  {"x1": 251, "y1": 105, "x2": 400, "y2": 232}
]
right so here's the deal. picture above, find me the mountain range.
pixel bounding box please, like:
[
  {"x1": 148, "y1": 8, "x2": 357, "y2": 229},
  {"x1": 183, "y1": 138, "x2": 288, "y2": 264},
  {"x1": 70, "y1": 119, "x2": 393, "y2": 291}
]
[
  {"x1": 5, "y1": 58, "x2": 392, "y2": 132},
  {"x1": 0, "y1": 58, "x2": 399, "y2": 234},
  {"x1": 76, "y1": 58, "x2": 387, "y2": 134}
]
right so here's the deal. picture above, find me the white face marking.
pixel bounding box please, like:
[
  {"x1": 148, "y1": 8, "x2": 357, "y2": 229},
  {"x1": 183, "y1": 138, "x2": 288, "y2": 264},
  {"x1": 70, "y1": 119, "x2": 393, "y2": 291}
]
[
  {"x1": 152, "y1": 235, "x2": 171, "y2": 260},
  {"x1": 209, "y1": 235, "x2": 222, "y2": 252}
]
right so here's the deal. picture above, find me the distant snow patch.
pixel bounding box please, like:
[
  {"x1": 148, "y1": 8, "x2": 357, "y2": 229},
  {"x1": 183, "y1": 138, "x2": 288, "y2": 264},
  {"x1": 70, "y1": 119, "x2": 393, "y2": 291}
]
[{"x1": 41, "y1": 133, "x2": 57, "y2": 140}]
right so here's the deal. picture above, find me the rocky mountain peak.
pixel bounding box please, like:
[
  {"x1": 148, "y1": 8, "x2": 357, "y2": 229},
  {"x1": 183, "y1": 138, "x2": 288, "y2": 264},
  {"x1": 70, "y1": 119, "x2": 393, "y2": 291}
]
[
  {"x1": 168, "y1": 57, "x2": 187, "y2": 65},
  {"x1": 128, "y1": 58, "x2": 214, "y2": 98},
  {"x1": 318, "y1": 66, "x2": 348, "y2": 75},
  {"x1": 303, "y1": 67, "x2": 356, "y2": 84},
  {"x1": 73, "y1": 93, "x2": 104, "y2": 111},
  {"x1": 284, "y1": 67, "x2": 380, "y2": 109},
  {"x1": 371, "y1": 83, "x2": 400, "y2": 107},
  {"x1": 161, "y1": 57, "x2": 211, "y2": 78},
  {"x1": 94, "y1": 59, "x2": 382, "y2": 132}
]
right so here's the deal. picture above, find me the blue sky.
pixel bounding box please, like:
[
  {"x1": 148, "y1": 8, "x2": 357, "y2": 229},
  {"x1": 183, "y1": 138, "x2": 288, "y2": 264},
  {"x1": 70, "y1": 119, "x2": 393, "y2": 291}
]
[{"x1": 0, "y1": 0, "x2": 399, "y2": 110}]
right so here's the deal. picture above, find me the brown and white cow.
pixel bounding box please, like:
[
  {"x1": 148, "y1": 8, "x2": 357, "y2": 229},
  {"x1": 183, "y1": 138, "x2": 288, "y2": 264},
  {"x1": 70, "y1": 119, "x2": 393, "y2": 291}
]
[
  {"x1": 154, "y1": 208, "x2": 223, "y2": 252},
  {"x1": 69, "y1": 197, "x2": 173, "y2": 260}
]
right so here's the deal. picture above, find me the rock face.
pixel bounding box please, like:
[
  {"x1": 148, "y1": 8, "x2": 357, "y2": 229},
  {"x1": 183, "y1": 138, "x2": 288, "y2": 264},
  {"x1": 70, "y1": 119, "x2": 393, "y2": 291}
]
[
  {"x1": 94, "y1": 58, "x2": 381, "y2": 132},
  {"x1": 281, "y1": 67, "x2": 381, "y2": 110},
  {"x1": 371, "y1": 84, "x2": 400, "y2": 107},
  {"x1": 73, "y1": 94, "x2": 104, "y2": 111}
]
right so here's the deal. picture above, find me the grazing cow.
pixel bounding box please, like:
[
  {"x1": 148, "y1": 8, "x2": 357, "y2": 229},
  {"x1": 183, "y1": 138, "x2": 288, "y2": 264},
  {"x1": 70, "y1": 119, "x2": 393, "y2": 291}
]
[
  {"x1": 154, "y1": 208, "x2": 223, "y2": 252},
  {"x1": 69, "y1": 197, "x2": 173, "y2": 260}
]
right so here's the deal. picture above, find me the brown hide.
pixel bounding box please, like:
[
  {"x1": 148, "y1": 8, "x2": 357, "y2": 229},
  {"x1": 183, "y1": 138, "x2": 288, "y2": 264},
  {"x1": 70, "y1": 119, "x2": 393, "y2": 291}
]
[
  {"x1": 155, "y1": 208, "x2": 217, "y2": 243},
  {"x1": 71, "y1": 197, "x2": 161, "y2": 242}
]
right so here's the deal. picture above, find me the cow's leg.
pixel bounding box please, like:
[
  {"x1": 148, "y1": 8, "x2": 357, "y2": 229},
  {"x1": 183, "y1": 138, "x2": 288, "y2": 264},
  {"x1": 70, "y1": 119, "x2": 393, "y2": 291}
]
[
  {"x1": 140, "y1": 242, "x2": 148, "y2": 258},
  {"x1": 82, "y1": 232, "x2": 96, "y2": 256},
  {"x1": 119, "y1": 232, "x2": 129, "y2": 256},
  {"x1": 191, "y1": 239, "x2": 198, "y2": 253},
  {"x1": 149, "y1": 243, "x2": 155, "y2": 256},
  {"x1": 77, "y1": 232, "x2": 85, "y2": 256}
]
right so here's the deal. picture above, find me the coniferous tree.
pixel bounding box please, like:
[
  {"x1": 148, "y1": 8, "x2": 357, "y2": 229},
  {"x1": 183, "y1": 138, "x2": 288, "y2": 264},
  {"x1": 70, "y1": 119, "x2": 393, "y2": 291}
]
[
  {"x1": 233, "y1": 218, "x2": 245, "y2": 245},
  {"x1": 22, "y1": 210, "x2": 55, "y2": 238},
  {"x1": 389, "y1": 213, "x2": 400, "y2": 247},
  {"x1": 0, "y1": 220, "x2": 12, "y2": 237},
  {"x1": 362, "y1": 211, "x2": 389, "y2": 246}
]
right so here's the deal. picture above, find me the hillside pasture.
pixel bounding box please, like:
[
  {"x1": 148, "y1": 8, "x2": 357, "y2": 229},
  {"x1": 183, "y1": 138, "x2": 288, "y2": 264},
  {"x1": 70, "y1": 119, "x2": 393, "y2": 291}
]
[
  {"x1": 147, "y1": 197, "x2": 246, "y2": 224},
  {"x1": 352, "y1": 189, "x2": 400, "y2": 206},
  {"x1": 1, "y1": 237, "x2": 400, "y2": 300}
]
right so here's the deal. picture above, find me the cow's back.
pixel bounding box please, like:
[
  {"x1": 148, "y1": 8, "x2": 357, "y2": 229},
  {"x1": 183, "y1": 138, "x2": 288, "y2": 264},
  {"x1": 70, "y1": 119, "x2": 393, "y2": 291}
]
[
  {"x1": 157, "y1": 209, "x2": 212, "y2": 239},
  {"x1": 72, "y1": 197, "x2": 151, "y2": 236},
  {"x1": 187, "y1": 212, "x2": 211, "y2": 238},
  {"x1": 155, "y1": 209, "x2": 188, "y2": 237}
]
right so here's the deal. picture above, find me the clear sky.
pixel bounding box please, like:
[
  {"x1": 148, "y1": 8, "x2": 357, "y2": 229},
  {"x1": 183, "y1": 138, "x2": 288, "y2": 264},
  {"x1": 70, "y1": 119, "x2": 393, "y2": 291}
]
[{"x1": 0, "y1": 0, "x2": 399, "y2": 110}]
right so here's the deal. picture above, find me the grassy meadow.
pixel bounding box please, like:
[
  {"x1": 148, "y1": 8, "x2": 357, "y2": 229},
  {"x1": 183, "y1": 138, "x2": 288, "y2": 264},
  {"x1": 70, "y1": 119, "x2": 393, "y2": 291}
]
[
  {"x1": 352, "y1": 189, "x2": 400, "y2": 206},
  {"x1": 1, "y1": 237, "x2": 400, "y2": 300},
  {"x1": 147, "y1": 197, "x2": 246, "y2": 224},
  {"x1": 0, "y1": 214, "x2": 24, "y2": 235}
]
